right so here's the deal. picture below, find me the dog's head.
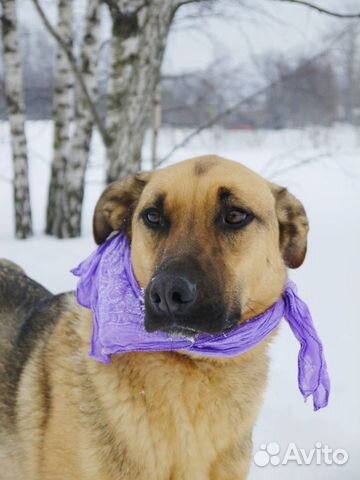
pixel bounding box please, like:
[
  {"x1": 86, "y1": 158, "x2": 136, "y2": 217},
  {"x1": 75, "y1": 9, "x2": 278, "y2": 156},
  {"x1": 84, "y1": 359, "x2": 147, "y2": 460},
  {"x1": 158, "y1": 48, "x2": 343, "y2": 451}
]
[{"x1": 93, "y1": 156, "x2": 308, "y2": 337}]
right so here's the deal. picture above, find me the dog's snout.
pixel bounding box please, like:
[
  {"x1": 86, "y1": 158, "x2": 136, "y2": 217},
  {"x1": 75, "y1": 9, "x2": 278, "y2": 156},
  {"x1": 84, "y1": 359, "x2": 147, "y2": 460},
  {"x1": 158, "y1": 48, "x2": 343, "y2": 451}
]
[
  {"x1": 144, "y1": 257, "x2": 232, "y2": 335},
  {"x1": 149, "y1": 275, "x2": 197, "y2": 315}
]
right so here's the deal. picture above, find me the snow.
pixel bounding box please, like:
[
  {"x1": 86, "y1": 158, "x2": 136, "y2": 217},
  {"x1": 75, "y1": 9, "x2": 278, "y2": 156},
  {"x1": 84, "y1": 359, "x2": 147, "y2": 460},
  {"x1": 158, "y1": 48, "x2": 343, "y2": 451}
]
[{"x1": 0, "y1": 121, "x2": 359, "y2": 478}]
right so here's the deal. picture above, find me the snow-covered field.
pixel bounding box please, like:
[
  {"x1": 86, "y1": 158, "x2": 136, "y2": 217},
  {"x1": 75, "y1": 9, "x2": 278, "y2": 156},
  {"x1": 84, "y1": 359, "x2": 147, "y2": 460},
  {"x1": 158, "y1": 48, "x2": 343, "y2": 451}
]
[{"x1": 1, "y1": 122, "x2": 359, "y2": 479}]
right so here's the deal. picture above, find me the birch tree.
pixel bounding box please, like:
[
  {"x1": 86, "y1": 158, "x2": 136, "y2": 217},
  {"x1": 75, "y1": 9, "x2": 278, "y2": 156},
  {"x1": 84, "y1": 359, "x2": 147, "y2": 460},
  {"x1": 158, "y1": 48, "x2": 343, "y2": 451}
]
[
  {"x1": 105, "y1": 0, "x2": 182, "y2": 182},
  {"x1": 60, "y1": 0, "x2": 102, "y2": 238},
  {"x1": 101, "y1": 0, "x2": 360, "y2": 182},
  {"x1": 0, "y1": 0, "x2": 32, "y2": 238},
  {"x1": 151, "y1": 81, "x2": 161, "y2": 167},
  {"x1": 35, "y1": 0, "x2": 195, "y2": 237},
  {"x1": 46, "y1": 0, "x2": 102, "y2": 238},
  {"x1": 35, "y1": 0, "x2": 360, "y2": 238},
  {"x1": 45, "y1": 0, "x2": 74, "y2": 236}
]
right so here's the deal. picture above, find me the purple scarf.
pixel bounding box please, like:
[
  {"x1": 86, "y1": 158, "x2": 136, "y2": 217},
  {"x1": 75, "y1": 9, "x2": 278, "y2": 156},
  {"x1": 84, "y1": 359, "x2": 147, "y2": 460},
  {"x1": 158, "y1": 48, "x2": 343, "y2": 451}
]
[{"x1": 72, "y1": 234, "x2": 330, "y2": 411}]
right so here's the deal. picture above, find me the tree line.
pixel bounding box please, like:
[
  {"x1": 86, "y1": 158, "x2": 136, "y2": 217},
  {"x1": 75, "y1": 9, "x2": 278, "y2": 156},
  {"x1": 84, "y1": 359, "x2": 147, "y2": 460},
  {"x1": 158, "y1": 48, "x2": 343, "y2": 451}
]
[{"x1": 0, "y1": 0, "x2": 359, "y2": 239}]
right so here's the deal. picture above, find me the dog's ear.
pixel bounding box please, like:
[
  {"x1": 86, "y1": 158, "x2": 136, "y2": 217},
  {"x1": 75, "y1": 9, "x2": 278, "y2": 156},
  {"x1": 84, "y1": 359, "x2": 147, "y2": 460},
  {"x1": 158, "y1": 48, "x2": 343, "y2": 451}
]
[
  {"x1": 93, "y1": 172, "x2": 151, "y2": 245},
  {"x1": 270, "y1": 183, "x2": 309, "y2": 269}
]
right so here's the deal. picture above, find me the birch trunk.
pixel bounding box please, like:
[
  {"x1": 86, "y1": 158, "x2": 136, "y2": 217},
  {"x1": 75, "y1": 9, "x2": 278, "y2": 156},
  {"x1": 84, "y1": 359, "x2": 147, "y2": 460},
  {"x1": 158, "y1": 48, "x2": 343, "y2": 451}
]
[
  {"x1": 45, "y1": 0, "x2": 74, "y2": 236},
  {"x1": 151, "y1": 80, "x2": 161, "y2": 168},
  {"x1": 106, "y1": 0, "x2": 177, "y2": 182},
  {"x1": 0, "y1": 0, "x2": 32, "y2": 238},
  {"x1": 51, "y1": 0, "x2": 101, "y2": 238}
]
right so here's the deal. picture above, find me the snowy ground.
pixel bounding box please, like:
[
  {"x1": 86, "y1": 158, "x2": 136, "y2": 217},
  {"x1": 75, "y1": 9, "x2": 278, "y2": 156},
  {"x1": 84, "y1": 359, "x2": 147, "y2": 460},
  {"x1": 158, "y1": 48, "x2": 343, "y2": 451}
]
[{"x1": 1, "y1": 122, "x2": 359, "y2": 479}]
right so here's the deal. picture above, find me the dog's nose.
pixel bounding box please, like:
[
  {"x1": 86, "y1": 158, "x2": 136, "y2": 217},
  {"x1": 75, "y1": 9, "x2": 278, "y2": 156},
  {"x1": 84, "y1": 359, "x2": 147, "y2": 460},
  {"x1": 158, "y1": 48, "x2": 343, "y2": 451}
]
[{"x1": 149, "y1": 275, "x2": 197, "y2": 315}]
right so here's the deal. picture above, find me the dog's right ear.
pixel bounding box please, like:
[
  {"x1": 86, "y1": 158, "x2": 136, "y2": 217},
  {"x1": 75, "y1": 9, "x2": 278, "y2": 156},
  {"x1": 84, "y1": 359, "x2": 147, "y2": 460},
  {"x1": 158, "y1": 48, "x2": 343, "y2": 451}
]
[{"x1": 93, "y1": 172, "x2": 151, "y2": 245}]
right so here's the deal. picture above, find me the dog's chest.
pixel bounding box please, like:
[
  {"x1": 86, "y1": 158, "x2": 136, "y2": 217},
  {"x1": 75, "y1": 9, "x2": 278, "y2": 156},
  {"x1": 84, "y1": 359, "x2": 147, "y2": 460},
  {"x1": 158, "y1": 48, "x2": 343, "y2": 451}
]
[{"x1": 92, "y1": 351, "x2": 266, "y2": 479}]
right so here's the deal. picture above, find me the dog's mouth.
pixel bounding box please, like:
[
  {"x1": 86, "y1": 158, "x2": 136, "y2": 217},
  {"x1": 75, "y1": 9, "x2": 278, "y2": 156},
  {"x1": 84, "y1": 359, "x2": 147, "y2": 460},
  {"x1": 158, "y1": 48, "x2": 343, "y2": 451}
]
[
  {"x1": 145, "y1": 312, "x2": 241, "y2": 339},
  {"x1": 162, "y1": 324, "x2": 200, "y2": 340}
]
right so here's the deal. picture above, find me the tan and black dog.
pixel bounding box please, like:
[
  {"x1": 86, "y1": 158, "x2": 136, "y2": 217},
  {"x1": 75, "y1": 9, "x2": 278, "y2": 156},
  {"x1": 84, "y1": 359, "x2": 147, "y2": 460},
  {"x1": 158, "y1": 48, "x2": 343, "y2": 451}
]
[{"x1": 0, "y1": 156, "x2": 308, "y2": 480}]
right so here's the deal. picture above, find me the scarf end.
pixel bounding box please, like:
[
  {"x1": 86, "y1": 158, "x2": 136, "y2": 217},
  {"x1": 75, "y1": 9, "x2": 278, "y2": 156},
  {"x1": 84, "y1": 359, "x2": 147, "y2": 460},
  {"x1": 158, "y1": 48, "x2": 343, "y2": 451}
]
[{"x1": 302, "y1": 385, "x2": 330, "y2": 411}]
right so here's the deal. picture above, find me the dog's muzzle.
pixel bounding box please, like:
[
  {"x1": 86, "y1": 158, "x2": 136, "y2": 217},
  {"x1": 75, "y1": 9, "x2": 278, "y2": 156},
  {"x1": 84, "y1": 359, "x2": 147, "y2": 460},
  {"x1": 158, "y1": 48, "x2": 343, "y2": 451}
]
[{"x1": 144, "y1": 261, "x2": 239, "y2": 336}]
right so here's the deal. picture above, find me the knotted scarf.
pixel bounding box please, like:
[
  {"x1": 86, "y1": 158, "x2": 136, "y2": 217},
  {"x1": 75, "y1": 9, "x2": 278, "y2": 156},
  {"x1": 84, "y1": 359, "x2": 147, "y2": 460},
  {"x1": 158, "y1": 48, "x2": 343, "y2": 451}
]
[{"x1": 72, "y1": 234, "x2": 330, "y2": 411}]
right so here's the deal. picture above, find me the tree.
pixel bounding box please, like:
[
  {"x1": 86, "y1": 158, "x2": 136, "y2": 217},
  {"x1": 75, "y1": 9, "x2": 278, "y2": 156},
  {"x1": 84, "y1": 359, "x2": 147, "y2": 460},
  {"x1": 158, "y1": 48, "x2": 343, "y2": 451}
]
[
  {"x1": 46, "y1": 0, "x2": 102, "y2": 238},
  {"x1": 45, "y1": 0, "x2": 74, "y2": 237},
  {"x1": 104, "y1": 0, "x2": 181, "y2": 182},
  {"x1": 32, "y1": 0, "x2": 360, "y2": 239},
  {"x1": 34, "y1": 0, "x2": 198, "y2": 237},
  {"x1": 341, "y1": 22, "x2": 360, "y2": 124},
  {"x1": 261, "y1": 53, "x2": 339, "y2": 128},
  {"x1": 0, "y1": 0, "x2": 32, "y2": 238}
]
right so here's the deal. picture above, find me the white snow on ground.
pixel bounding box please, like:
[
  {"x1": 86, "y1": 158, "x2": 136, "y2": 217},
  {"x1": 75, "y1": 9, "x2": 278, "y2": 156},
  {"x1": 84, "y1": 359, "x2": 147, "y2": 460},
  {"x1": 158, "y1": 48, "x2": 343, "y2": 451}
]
[{"x1": 0, "y1": 122, "x2": 359, "y2": 479}]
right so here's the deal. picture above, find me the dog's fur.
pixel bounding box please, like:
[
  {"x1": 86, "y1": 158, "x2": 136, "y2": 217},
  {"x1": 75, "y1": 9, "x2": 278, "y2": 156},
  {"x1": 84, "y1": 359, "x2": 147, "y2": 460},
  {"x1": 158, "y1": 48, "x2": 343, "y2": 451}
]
[{"x1": 0, "y1": 156, "x2": 308, "y2": 479}]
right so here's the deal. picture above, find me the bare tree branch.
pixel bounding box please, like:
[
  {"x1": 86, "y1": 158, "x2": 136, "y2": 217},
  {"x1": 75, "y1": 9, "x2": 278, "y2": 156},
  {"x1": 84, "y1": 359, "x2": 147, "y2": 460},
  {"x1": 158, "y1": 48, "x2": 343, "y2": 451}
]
[
  {"x1": 156, "y1": 84, "x2": 272, "y2": 166},
  {"x1": 157, "y1": 28, "x2": 348, "y2": 166},
  {"x1": 173, "y1": 0, "x2": 208, "y2": 9},
  {"x1": 277, "y1": 0, "x2": 360, "y2": 18},
  {"x1": 266, "y1": 151, "x2": 331, "y2": 179},
  {"x1": 31, "y1": 0, "x2": 110, "y2": 146}
]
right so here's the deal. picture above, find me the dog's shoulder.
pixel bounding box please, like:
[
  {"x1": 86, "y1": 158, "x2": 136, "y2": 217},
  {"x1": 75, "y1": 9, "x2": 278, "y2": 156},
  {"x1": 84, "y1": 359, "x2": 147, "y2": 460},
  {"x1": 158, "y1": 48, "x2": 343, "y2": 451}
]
[
  {"x1": 0, "y1": 262, "x2": 70, "y2": 427},
  {"x1": 0, "y1": 261, "x2": 60, "y2": 348},
  {"x1": 0, "y1": 260, "x2": 51, "y2": 303}
]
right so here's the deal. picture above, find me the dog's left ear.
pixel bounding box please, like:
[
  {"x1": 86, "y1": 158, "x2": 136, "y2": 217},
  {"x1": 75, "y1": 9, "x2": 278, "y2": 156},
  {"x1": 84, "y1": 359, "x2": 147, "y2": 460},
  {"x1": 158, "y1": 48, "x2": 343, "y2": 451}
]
[
  {"x1": 270, "y1": 183, "x2": 309, "y2": 269},
  {"x1": 93, "y1": 172, "x2": 151, "y2": 245}
]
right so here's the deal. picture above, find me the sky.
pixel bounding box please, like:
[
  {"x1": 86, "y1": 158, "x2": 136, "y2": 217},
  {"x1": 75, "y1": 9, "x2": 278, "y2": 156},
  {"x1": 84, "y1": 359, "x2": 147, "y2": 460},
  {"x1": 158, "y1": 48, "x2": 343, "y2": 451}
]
[
  {"x1": 164, "y1": 0, "x2": 360, "y2": 73},
  {"x1": 18, "y1": 0, "x2": 360, "y2": 77}
]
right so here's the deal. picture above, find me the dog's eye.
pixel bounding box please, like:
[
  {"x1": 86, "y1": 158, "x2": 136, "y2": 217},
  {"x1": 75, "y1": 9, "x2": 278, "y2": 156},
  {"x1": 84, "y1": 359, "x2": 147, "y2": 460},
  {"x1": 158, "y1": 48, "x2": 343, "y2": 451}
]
[
  {"x1": 222, "y1": 209, "x2": 253, "y2": 229},
  {"x1": 142, "y1": 208, "x2": 164, "y2": 228}
]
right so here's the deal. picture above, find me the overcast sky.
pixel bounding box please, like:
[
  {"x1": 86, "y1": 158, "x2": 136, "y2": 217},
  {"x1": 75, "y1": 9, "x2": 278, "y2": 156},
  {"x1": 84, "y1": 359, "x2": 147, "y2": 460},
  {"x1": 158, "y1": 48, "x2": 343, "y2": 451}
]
[
  {"x1": 164, "y1": 0, "x2": 360, "y2": 74},
  {"x1": 19, "y1": 0, "x2": 360, "y2": 76}
]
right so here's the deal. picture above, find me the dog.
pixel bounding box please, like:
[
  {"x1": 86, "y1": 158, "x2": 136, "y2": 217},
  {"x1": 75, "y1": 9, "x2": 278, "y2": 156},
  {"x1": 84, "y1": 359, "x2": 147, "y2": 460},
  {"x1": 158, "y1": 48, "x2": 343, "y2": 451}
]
[{"x1": 0, "y1": 156, "x2": 308, "y2": 479}]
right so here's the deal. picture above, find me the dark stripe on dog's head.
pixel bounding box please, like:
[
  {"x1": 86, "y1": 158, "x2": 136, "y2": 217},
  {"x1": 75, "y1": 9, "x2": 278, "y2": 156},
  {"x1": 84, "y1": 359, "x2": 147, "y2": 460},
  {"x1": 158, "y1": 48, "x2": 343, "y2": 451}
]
[{"x1": 194, "y1": 157, "x2": 219, "y2": 176}]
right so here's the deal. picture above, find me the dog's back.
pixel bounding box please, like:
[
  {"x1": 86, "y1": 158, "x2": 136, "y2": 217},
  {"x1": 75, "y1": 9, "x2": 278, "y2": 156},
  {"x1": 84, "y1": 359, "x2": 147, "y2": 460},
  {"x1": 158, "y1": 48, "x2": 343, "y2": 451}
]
[{"x1": 0, "y1": 261, "x2": 64, "y2": 434}]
